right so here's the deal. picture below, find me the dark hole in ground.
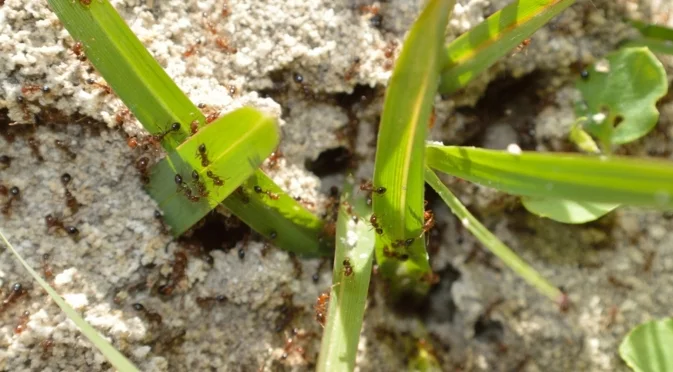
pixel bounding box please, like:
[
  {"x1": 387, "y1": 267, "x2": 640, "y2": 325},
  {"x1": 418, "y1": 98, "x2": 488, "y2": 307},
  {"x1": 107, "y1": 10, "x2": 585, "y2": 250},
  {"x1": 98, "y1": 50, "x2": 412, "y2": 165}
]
[
  {"x1": 424, "y1": 264, "x2": 461, "y2": 323},
  {"x1": 182, "y1": 213, "x2": 250, "y2": 254},
  {"x1": 474, "y1": 315, "x2": 505, "y2": 344},
  {"x1": 459, "y1": 72, "x2": 543, "y2": 150},
  {"x1": 305, "y1": 146, "x2": 353, "y2": 177}
]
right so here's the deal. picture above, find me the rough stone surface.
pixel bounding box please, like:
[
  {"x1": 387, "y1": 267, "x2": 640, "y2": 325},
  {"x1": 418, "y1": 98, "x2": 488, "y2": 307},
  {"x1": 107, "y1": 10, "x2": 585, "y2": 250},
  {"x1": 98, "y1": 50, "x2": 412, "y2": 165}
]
[{"x1": 1, "y1": 0, "x2": 672, "y2": 371}]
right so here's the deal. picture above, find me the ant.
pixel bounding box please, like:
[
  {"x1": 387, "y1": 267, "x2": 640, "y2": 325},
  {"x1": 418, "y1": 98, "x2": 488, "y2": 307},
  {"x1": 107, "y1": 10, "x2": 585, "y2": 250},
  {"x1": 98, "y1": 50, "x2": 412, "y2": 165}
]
[
  {"x1": 383, "y1": 246, "x2": 409, "y2": 261},
  {"x1": 14, "y1": 310, "x2": 30, "y2": 334},
  {"x1": 61, "y1": 173, "x2": 82, "y2": 213},
  {"x1": 215, "y1": 37, "x2": 237, "y2": 54},
  {"x1": 79, "y1": 0, "x2": 92, "y2": 6},
  {"x1": 85, "y1": 78, "x2": 112, "y2": 95},
  {"x1": 342, "y1": 258, "x2": 353, "y2": 277},
  {"x1": 421, "y1": 207, "x2": 435, "y2": 236},
  {"x1": 314, "y1": 291, "x2": 330, "y2": 327},
  {"x1": 0, "y1": 155, "x2": 12, "y2": 169},
  {"x1": 1, "y1": 283, "x2": 27, "y2": 313},
  {"x1": 359, "y1": 180, "x2": 386, "y2": 195},
  {"x1": 28, "y1": 137, "x2": 44, "y2": 162},
  {"x1": 114, "y1": 108, "x2": 132, "y2": 126},
  {"x1": 41, "y1": 338, "x2": 54, "y2": 360},
  {"x1": 190, "y1": 170, "x2": 209, "y2": 197},
  {"x1": 344, "y1": 57, "x2": 361, "y2": 81},
  {"x1": 392, "y1": 238, "x2": 414, "y2": 248},
  {"x1": 158, "y1": 251, "x2": 188, "y2": 296},
  {"x1": 205, "y1": 110, "x2": 220, "y2": 124},
  {"x1": 512, "y1": 38, "x2": 531, "y2": 56},
  {"x1": 253, "y1": 185, "x2": 279, "y2": 200},
  {"x1": 266, "y1": 148, "x2": 284, "y2": 170},
  {"x1": 279, "y1": 328, "x2": 312, "y2": 363},
  {"x1": 293, "y1": 196, "x2": 315, "y2": 209},
  {"x1": 71, "y1": 41, "x2": 86, "y2": 61},
  {"x1": 197, "y1": 143, "x2": 210, "y2": 166},
  {"x1": 175, "y1": 174, "x2": 200, "y2": 202},
  {"x1": 221, "y1": 0, "x2": 231, "y2": 17},
  {"x1": 55, "y1": 140, "x2": 77, "y2": 160},
  {"x1": 1, "y1": 186, "x2": 20, "y2": 216},
  {"x1": 236, "y1": 186, "x2": 250, "y2": 204},
  {"x1": 183, "y1": 40, "x2": 202, "y2": 58},
  {"x1": 206, "y1": 170, "x2": 226, "y2": 186},
  {"x1": 196, "y1": 295, "x2": 227, "y2": 309},
  {"x1": 152, "y1": 122, "x2": 182, "y2": 144},
  {"x1": 382, "y1": 40, "x2": 398, "y2": 70},
  {"x1": 21, "y1": 84, "x2": 50, "y2": 96},
  {"x1": 42, "y1": 253, "x2": 54, "y2": 281},
  {"x1": 132, "y1": 303, "x2": 163, "y2": 324},
  {"x1": 189, "y1": 119, "x2": 200, "y2": 135},
  {"x1": 369, "y1": 214, "x2": 383, "y2": 235},
  {"x1": 45, "y1": 214, "x2": 80, "y2": 238},
  {"x1": 135, "y1": 156, "x2": 150, "y2": 184}
]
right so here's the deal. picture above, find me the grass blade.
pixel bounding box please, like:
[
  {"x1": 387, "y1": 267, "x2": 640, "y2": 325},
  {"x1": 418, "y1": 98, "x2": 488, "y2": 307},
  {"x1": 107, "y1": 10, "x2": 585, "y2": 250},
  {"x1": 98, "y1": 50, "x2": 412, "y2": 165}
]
[
  {"x1": 317, "y1": 193, "x2": 375, "y2": 372},
  {"x1": 47, "y1": 0, "x2": 199, "y2": 150},
  {"x1": 0, "y1": 231, "x2": 140, "y2": 372},
  {"x1": 222, "y1": 171, "x2": 333, "y2": 256},
  {"x1": 439, "y1": 0, "x2": 575, "y2": 94},
  {"x1": 148, "y1": 108, "x2": 279, "y2": 236},
  {"x1": 426, "y1": 144, "x2": 673, "y2": 209},
  {"x1": 621, "y1": 38, "x2": 673, "y2": 56},
  {"x1": 424, "y1": 168, "x2": 564, "y2": 304},
  {"x1": 48, "y1": 0, "x2": 330, "y2": 254},
  {"x1": 372, "y1": 0, "x2": 454, "y2": 297}
]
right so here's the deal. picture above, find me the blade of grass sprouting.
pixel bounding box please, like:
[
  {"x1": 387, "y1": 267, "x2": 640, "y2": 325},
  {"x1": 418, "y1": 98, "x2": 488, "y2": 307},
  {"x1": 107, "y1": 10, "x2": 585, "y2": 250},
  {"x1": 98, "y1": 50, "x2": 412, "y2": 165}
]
[
  {"x1": 222, "y1": 170, "x2": 333, "y2": 257},
  {"x1": 0, "y1": 231, "x2": 140, "y2": 372},
  {"x1": 439, "y1": 0, "x2": 575, "y2": 94},
  {"x1": 621, "y1": 38, "x2": 673, "y2": 56},
  {"x1": 424, "y1": 167, "x2": 563, "y2": 303},
  {"x1": 317, "y1": 189, "x2": 374, "y2": 372},
  {"x1": 48, "y1": 0, "x2": 331, "y2": 255},
  {"x1": 148, "y1": 108, "x2": 279, "y2": 236},
  {"x1": 372, "y1": 0, "x2": 454, "y2": 297},
  {"x1": 426, "y1": 144, "x2": 673, "y2": 209},
  {"x1": 47, "y1": 0, "x2": 199, "y2": 150}
]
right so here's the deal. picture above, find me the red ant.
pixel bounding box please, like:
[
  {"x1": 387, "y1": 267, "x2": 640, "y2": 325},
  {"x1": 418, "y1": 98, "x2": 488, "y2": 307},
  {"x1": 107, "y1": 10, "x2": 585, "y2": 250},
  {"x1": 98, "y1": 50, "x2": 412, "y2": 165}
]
[
  {"x1": 422, "y1": 209, "x2": 435, "y2": 235},
  {"x1": 189, "y1": 119, "x2": 200, "y2": 135},
  {"x1": 342, "y1": 258, "x2": 353, "y2": 277},
  {"x1": 85, "y1": 78, "x2": 112, "y2": 95},
  {"x1": 280, "y1": 328, "x2": 312, "y2": 362},
  {"x1": 151, "y1": 122, "x2": 182, "y2": 144},
  {"x1": 512, "y1": 38, "x2": 531, "y2": 56},
  {"x1": 382, "y1": 40, "x2": 398, "y2": 70},
  {"x1": 55, "y1": 139, "x2": 77, "y2": 160},
  {"x1": 196, "y1": 295, "x2": 227, "y2": 309},
  {"x1": 1, "y1": 283, "x2": 27, "y2": 313},
  {"x1": 14, "y1": 310, "x2": 30, "y2": 334},
  {"x1": 115, "y1": 108, "x2": 132, "y2": 126},
  {"x1": 293, "y1": 196, "x2": 315, "y2": 209},
  {"x1": 61, "y1": 173, "x2": 82, "y2": 213},
  {"x1": 369, "y1": 214, "x2": 383, "y2": 235},
  {"x1": 206, "y1": 170, "x2": 226, "y2": 186},
  {"x1": 183, "y1": 40, "x2": 201, "y2": 57},
  {"x1": 190, "y1": 170, "x2": 209, "y2": 197},
  {"x1": 28, "y1": 137, "x2": 44, "y2": 162},
  {"x1": 359, "y1": 180, "x2": 386, "y2": 195},
  {"x1": 135, "y1": 156, "x2": 150, "y2": 184},
  {"x1": 1, "y1": 186, "x2": 20, "y2": 216},
  {"x1": 221, "y1": 0, "x2": 231, "y2": 17},
  {"x1": 215, "y1": 37, "x2": 237, "y2": 54},
  {"x1": 314, "y1": 291, "x2": 330, "y2": 327},
  {"x1": 42, "y1": 253, "x2": 54, "y2": 281},
  {"x1": 21, "y1": 84, "x2": 50, "y2": 96},
  {"x1": 266, "y1": 149, "x2": 284, "y2": 170},
  {"x1": 383, "y1": 246, "x2": 409, "y2": 261},
  {"x1": 253, "y1": 185, "x2": 279, "y2": 200},
  {"x1": 175, "y1": 174, "x2": 200, "y2": 202},
  {"x1": 158, "y1": 251, "x2": 188, "y2": 296},
  {"x1": 392, "y1": 238, "x2": 414, "y2": 248},
  {"x1": 132, "y1": 303, "x2": 162, "y2": 324},
  {"x1": 197, "y1": 143, "x2": 210, "y2": 166},
  {"x1": 45, "y1": 214, "x2": 80, "y2": 238},
  {"x1": 71, "y1": 41, "x2": 86, "y2": 61},
  {"x1": 344, "y1": 57, "x2": 361, "y2": 81},
  {"x1": 41, "y1": 338, "x2": 54, "y2": 360},
  {"x1": 205, "y1": 111, "x2": 220, "y2": 124}
]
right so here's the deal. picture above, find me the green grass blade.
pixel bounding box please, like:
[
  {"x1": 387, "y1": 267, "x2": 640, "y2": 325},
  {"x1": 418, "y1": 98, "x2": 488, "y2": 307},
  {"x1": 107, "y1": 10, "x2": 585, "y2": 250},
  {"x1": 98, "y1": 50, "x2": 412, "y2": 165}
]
[
  {"x1": 621, "y1": 38, "x2": 673, "y2": 56},
  {"x1": 148, "y1": 108, "x2": 279, "y2": 235},
  {"x1": 439, "y1": 0, "x2": 575, "y2": 94},
  {"x1": 372, "y1": 0, "x2": 454, "y2": 297},
  {"x1": 317, "y1": 194, "x2": 374, "y2": 372},
  {"x1": 426, "y1": 144, "x2": 673, "y2": 209},
  {"x1": 630, "y1": 20, "x2": 673, "y2": 41},
  {"x1": 0, "y1": 231, "x2": 140, "y2": 372},
  {"x1": 222, "y1": 171, "x2": 333, "y2": 256},
  {"x1": 620, "y1": 318, "x2": 673, "y2": 372},
  {"x1": 521, "y1": 198, "x2": 619, "y2": 224},
  {"x1": 424, "y1": 168, "x2": 564, "y2": 303},
  {"x1": 47, "y1": 0, "x2": 199, "y2": 150}
]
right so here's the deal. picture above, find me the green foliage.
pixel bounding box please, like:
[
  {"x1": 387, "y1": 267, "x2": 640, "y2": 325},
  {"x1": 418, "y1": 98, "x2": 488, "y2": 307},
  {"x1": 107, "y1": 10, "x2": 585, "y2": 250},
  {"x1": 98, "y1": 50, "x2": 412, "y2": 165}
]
[
  {"x1": 624, "y1": 21, "x2": 673, "y2": 56},
  {"x1": 317, "y1": 189, "x2": 375, "y2": 372},
  {"x1": 47, "y1": 0, "x2": 329, "y2": 253},
  {"x1": 372, "y1": 0, "x2": 454, "y2": 298},
  {"x1": 521, "y1": 198, "x2": 619, "y2": 224},
  {"x1": 440, "y1": 0, "x2": 575, "y2": 94},
  {"x1": 426, "y1": 144, "x2": 673, "y2": 210},
  {"x1": 0, "y1": 232, "x2": 140, "y2": 372},
  {"x1": 148, "y1": 108, "x2": 279, "y2": 235},
  {"x1": 576, "y1": 47, "x2": 667, "y2": 149},
  {"x1": 425, "y1": 168, "x2": 564, "y2": 303},
  {"x1": 47, "y1": 0, "x2": 197, "y2": 151},
  {"x1": 620, "y1": 318, "x2": 673, "y2": 372}
]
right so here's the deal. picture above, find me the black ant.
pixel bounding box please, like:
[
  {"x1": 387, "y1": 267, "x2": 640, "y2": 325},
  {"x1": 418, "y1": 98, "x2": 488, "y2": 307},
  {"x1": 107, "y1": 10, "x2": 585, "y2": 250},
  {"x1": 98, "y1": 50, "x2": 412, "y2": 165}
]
[
  {"x1": 1, "y1": 186, "x2": 20, "y2": 215},
  {"x1": 196, "y1": 143, "x2": 210, "y2": 166},
  {"x1": 55, "y1": 139, "x2": 77, "y2": 160},
  {"x1": 45, "y1": 213, "x2": 79, "y2": 238},
  {"x1": 359, "y1": 180, "x2": 386, "y2": 195}
]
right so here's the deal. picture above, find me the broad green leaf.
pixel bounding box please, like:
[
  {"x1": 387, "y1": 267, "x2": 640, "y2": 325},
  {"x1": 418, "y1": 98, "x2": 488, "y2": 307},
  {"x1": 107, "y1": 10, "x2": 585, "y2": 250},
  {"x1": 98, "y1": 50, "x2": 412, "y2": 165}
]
[
  {"x1": 47, "y1": 0, "x2": 199, "y2": 150},
  {"x1": 522, "y1": 197, "x2": 619, "y2": 224},
  {"x1": 148, "y1": 108, "x2": 279, "y2": 236},
  {"x1": 425, "y1": 168, "x2": 564, "y2": 303},
  {"x1": 439, "y1": 0, "x2": 575, "y2": 94},
  {"x1": 372, "y1": 0, "x2": 454, "y2": 297},
  {"x1": 222, "y1": 171, "x2": 333, "y2": 257},
  {"x1": 0, "y1": 231, "x2": 140, "y2": 372},
  {"x1": 576, "y1": 47, "x2": 667, "y2": 148},
  {"x1": 620, "y1": 318, "x2": 673, "y2": 372},
  {"x1": 317, "y1": 185, "x2": 374, "y2": 372},
  {"x1": 425, "y1": 145, "x2": 673, "y2": 209}
]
